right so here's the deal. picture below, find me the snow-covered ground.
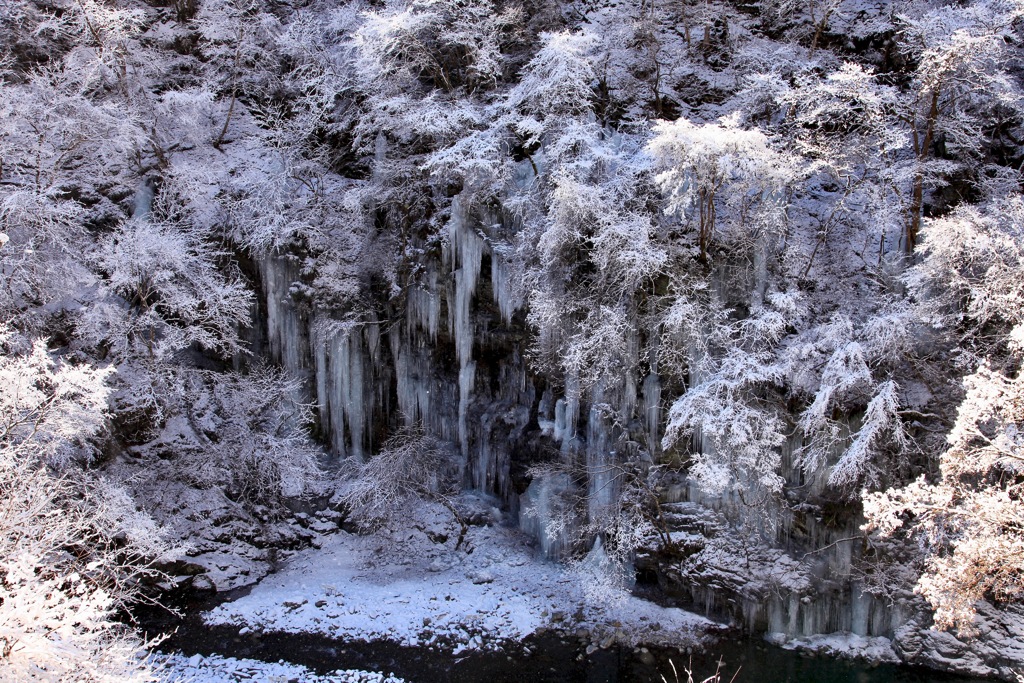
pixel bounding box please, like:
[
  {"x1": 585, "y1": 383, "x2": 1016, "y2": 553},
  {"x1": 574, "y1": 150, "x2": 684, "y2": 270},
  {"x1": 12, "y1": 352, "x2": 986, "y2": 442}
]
[
  {"x1": 155, "y1": 652, "x2": 404, "y2": 683},
  {"x1": 204, "y1": 501, "x2": 718, "y2": 655}
]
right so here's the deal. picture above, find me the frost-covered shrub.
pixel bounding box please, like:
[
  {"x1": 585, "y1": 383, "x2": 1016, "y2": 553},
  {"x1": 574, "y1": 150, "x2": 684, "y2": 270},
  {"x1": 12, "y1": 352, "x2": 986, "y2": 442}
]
[
  {"x1": 335, "y1": 426, "x2": 465, "y2": 544},
  {"x1": 0, "y1": 331, "x2": 112, "y2": 469},
  {"x1": 356, "y1": 0, "x2": 521, "y2": 94},
  {"x1": 179, "y1": 365, "x2": 322, "y2": 507},
  {"x1": 865, "y1": 363, "x2": 1024, "y2": 633},
  {"x1": 87, "y1": 216, "x2": 252, "y2": 361}
]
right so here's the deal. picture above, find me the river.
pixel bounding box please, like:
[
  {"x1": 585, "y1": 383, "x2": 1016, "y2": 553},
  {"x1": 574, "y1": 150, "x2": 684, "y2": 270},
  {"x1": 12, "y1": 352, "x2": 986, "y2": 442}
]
[{"x1": 137, "y1": 595, "x2": 990, "y2": 683}]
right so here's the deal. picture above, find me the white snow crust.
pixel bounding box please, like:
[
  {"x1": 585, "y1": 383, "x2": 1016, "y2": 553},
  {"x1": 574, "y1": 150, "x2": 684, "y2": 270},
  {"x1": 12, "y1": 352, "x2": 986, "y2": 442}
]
[
  {"x1": 155, "y1": 652, "x2": 404, "y2": 683},
  {"x1": 765, "y1": 631, "x2": 900, "y2": 664}
]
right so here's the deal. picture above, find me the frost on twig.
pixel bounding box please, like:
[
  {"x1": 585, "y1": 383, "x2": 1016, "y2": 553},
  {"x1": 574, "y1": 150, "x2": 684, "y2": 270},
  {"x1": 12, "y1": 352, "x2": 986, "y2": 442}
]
[{"x1": 334, "y1": 425, "x2": 468, "y2": 549}]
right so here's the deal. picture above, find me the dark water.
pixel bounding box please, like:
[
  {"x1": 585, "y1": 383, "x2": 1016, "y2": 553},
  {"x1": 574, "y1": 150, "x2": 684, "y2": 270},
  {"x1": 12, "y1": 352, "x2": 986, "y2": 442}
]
[{"x1": 136, "y1": 596, "x2": 989, "y2": 683}]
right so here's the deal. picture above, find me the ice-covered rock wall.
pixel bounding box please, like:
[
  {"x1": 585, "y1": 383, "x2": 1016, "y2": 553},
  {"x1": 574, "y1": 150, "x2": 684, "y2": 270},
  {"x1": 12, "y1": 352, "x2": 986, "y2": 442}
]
[
  {"x1": 257, "y1": 195, "x2": 538, "y2": 510},
  {"x1": 642, "y1": 260, "x2": 906, "y2": 641},
  {"x1": 255, "y1": 195, "x2": 908, "y2": 645},
  {"x1": 652, "y1": 440, "x2": 906, "y2": 640}
]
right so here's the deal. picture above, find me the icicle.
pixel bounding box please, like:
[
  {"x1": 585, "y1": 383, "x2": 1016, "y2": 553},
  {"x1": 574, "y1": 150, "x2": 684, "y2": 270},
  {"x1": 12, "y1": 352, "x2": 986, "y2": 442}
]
[
  {"x1": 332, "y1": 330, "x2": 351, "y2": 456},
  {"x1": 450, "y1": 196, "x2": 485, "y2": 367},
  {"x1": 131, "y1": 179, "x2": 155, "y2": 219},
  {"x1": 313, "y1": 324, "x2": 331, "y2": 442},
  {"x1": 447, "y1": 195, "x2": 486, "y2": 458},
  {"x1": 458, "y1": 361, "x2": 476, "y2": 459},
  {"x1": 344, "y1": 331, "x2": 365, "y2": 459},
  {"x1": 390, "y1": 331, "x2": 431, "y2": 430},
  {"x1": 851, "y1": 583, "x2": 871, "y2": 636},
  {"x1": 642, "y1": 372, "x2": 661, "y2": 454},
  {"x1": 512, "y1": 158, "x2": 536, "y2": 190},
  {"x1": 620, "y1": 326, "x2": 640, "y2": 419},
  {"x1": 372, "y1": 133, "x2": 387, "y2": 180},
  {"x1": 312, "y1": 318, "x2": 372, "y2": 459},
  {"x1": 407, "y1": 264, "x2": 441, "y2": 340},
  {"x1": 490, "y1": 252, "x2": 518, "y2": 324},
  {"x1": 560, "y1": 374, "x2": 581, "y2": 454},
  {"x1": 552, "y1": 399, "x2": 567, "y2": 442},
  {"x1": 585, "y1": 381, "x2": 618, "y2": 526}
]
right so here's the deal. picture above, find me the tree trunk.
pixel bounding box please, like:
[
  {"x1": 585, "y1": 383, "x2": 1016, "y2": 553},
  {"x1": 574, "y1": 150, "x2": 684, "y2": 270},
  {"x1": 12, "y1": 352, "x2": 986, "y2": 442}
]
[{"x1": 905, "y1": 90, "x2": 940, "y2": 254}]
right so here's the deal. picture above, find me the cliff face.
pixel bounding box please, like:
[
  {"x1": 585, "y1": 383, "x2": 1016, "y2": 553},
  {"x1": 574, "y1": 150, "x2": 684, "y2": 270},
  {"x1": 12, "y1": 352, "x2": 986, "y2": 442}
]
[
  {"x1": 258, "y1": 235, "x2": 888, "y2": 619},
  {"x1": 255, "y1": 200, "x2": 1024, "y2": 677},
  {"x1": 3, "y1": 0, "x2": 1024, "y2": 677}
]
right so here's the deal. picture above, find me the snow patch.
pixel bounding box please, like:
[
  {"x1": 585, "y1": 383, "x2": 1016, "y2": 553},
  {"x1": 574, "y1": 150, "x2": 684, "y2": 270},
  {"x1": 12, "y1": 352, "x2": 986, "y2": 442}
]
[
  {"x1": 767, "y1": 631, "x2": 900, "y2": 665},
  {"x1": 155, "y1": 652, "x2": 404, "y2": 683}
]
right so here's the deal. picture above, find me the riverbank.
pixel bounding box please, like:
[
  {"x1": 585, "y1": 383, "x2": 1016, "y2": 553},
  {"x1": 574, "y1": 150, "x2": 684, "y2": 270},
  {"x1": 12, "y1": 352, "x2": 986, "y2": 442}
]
[
  {"x1": 139, "y1": 497, "x2": 995, "y2": 683},
  {"x1": 201, "y1": 498, "x2": 718, "y2": 654}
]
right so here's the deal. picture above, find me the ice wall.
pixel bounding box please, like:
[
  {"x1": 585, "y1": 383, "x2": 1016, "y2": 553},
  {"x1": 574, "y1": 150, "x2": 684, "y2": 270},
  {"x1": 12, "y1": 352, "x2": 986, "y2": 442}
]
[
  {"x1": 131, "y1": 179, "x2": 155, "y2": 219},
  {"x1": 255, "y1": 196, "x2": 900, "y2": 645},
  {"x1": 256, "y1": 195, "x2": 536, "y2": 506}
]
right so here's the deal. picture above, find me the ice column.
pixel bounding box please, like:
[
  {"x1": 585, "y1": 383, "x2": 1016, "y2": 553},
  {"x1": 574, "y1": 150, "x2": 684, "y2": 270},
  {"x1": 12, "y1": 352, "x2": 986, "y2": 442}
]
[
  {"x1": 312, "y1": 315, "x2": 383, "y2": 459},
  {"x1": 131, "y1": 179, "x2": 155, "y2": 219},
  {"x1": 585, "y1": 382, "x2": 619, "y2": 526},
  {"x1": 448, "y1": 195, "x2": 485, "y2": 458}
]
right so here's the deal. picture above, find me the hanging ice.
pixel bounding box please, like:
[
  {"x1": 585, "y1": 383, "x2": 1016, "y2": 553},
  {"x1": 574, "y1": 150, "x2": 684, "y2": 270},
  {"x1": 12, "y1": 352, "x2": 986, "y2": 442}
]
[
  {"x1": 448, "y1": 195, "x2": 485, "y2": 458},
  {"x1": 131, "y1": 179, "x2": 155, "y2": 219}
]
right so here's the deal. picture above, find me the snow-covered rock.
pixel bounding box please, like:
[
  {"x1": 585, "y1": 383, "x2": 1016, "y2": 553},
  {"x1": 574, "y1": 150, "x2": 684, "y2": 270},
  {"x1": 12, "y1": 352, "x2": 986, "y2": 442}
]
[
  {"x1": 768, "y1": 631, "x2": 900, "y2": 665},
  {"x1": 893, "y1": 602, "x2": 1024, "y2": 681}
]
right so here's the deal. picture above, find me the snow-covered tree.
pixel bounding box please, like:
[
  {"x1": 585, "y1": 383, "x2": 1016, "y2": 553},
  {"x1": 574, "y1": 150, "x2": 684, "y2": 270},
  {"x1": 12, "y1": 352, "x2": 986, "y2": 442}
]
[
  {"x1": 179, "y1": 364, "x2": 322, "y2": 506},
  {"x1": 648, "y1": 114, "x2": 799, "y2": 263},
  {"x1": 0, "y1": 328, "x2": 170, "y2": 681},
  {"x1": 864, "y1": 194, "x2": 1024, "y2": 631},
  {"x1": 0, "y1": 69, "x2": 140, "y2": 320},
  {"x1": 196, "y1": 0, "x2": 282, "y2": 148},
  {"x1": 791, "y1": 312, "x2": 914, "y2": 492},
  {"x1": 896, "y1": 0, "x2": 1024, "y2": 252},
  {"x1": 905, "y1": 195, "x2": 1024, "y2": 359},
  {"x1": 506, "y1": 30, "x2": 598, "y2": 121},
  {"x1": 761, "y1": 0, "x2": 847, "y2": 54},
  {"x1": 661, "y1": 290, "x2": 797, "y2": 499}
]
